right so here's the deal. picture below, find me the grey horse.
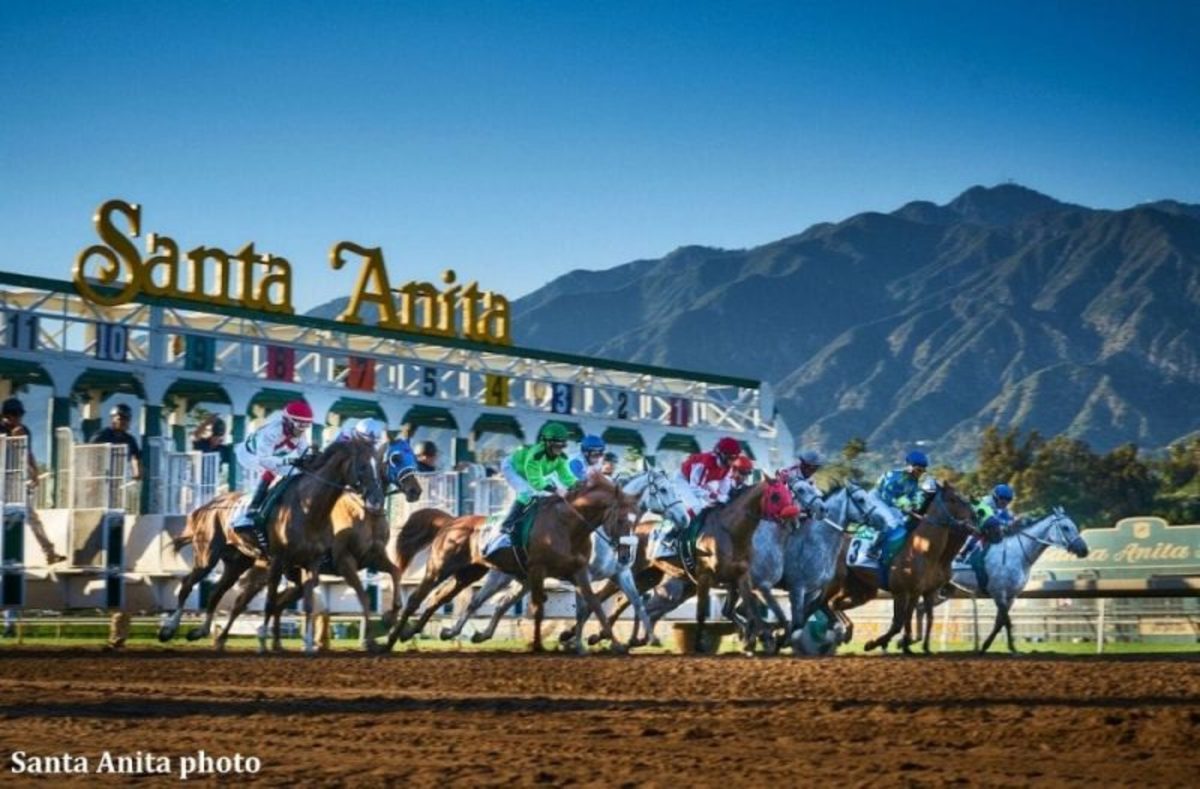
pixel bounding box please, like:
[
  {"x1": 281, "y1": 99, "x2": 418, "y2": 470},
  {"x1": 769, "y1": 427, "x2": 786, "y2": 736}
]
[{"x1": 916, "y1": 507, "x2": 1089, "y2": 653}]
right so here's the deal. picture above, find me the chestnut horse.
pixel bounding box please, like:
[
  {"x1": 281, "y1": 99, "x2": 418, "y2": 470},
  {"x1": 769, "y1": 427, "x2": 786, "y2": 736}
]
[
  {"x1": 385, "y1": 476, "x2": 640, "y2": 652},
  {"x1": 825, "y1": 481, "x2": 976, "y2": 654},
  {"x1": 641, "y1": 478, "x2": 801, "y2": 654}
]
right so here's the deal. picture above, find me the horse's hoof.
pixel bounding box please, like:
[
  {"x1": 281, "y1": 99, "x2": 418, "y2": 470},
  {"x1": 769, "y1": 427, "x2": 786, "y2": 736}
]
[
  {"x1": 530, "y1": 642, "x2": 545, "y2": 654},
  {"x1": 184, "y1": 628, "x2": 207, "y2": 642},
  {"x1": 609, "y1": 641, "x2": 628, "y2": 655},
  {"x1": 439, "y1": 627, "x2": 456, "y2": 641},
  {"x1": 628, "y1": 636, "x2": 647, "y2": 648},
  {"x1": 157, "y1": 627, "x2": 174, "y2": 643},
  {"x1": 398, "y1": 625, "x2": 417, "y2": 642},
  {"x1": 558, "y1": 629, "x2": 576, "y2": 644},
  {"x1": 586, "y1": 633, "x2": 602, "y2": 647}
]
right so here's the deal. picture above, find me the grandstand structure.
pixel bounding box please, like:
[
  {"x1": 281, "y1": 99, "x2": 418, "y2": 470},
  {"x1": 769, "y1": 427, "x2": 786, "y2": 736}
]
[{"x1": 0, "y1": 269, "x2": 791, "y2": 613}]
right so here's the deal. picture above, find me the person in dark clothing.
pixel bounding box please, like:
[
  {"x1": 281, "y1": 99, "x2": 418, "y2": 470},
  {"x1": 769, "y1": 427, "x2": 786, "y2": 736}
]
[
  {"x1": 415, "y1": 440, "x2": 439, "y2": 473},
  {"x1": 89, "y1": 403, "x2": 143, "y2": 480},
  {"x1": 191, "y1": 414, "x2": 227, "y2": 454},
  {"x1": 0, "y1": 397, "x2": 66, "y2": 564}
]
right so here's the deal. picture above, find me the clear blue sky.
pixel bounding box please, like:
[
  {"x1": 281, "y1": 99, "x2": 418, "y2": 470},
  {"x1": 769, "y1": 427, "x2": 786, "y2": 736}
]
[{"x1": 2, "y1": 1, "x2": 1196, "y2": 310}]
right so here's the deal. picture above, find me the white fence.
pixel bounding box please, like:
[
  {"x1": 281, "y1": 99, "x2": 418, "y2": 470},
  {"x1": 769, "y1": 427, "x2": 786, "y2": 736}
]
[
  {"x1": 160, "y1": 447, "x2": 223, "y2": 515},
  {"x1": 71, "y1": 443, "x2": 130, "y2": 511},
  {"x1": 1, "y1": 435, "x2": 28, "y2": 509},
  {"x1": 390, "y1": 471, "x2": 461, "y2": 526}
]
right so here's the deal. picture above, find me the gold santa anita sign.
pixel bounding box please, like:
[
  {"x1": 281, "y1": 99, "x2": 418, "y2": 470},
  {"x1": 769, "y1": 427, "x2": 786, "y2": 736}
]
[{"x1": 74, "y1": 199, "x2": 511, "y2": 344}]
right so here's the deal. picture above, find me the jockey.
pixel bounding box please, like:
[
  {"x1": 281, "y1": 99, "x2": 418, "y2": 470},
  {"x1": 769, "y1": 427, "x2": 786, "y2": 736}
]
[
  {"x1": 336, "y1": 417, "x2": 389, "y2": 450},
  {"x1": 866, "y1": 450, "x2": 928, "y2": 559},
  {"x1": 231, "y1": 400, "x2": 314, "y2": 559},
  {"x1": 498, "y1": 422, "x2": 578, "y2": 534},
  {"x1": 964, "y1": 483, "x2": 1015, "y2": 558},
  {"x1": 675, "y1": 436, "x2": 742, "y2": 518},
  {"x1": 568, "y1": 434, "x2": 606, "y2": 481},
  {"x1": 784, "y1": 449, "x2": 824, "y2": 494},
  {"x1": 729, "y1": 455, "x2": 754, "y2": 494},
  {"x1": 600, "y1": 451, "x2": 619, "y2": 479}
]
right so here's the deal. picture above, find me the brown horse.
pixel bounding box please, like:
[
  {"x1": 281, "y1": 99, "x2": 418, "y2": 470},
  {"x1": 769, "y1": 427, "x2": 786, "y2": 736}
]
[
  {"x1": 386, "y1": 476, "x2": 641, "y2": 652},
  {"x1": 825, "y1": 481, "x2": 976, "y2": 654},
  {"x1": 325, "y1": 465, "x2": 422, "y2": 650},
  {"x1": 641, "y1": 479, "x2": 801, "y2": 654}
]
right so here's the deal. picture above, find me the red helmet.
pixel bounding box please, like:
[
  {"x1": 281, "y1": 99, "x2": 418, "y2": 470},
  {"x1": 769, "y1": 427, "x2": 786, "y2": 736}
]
[
  {"x1": 715, "y1": 437, "x2": 742, "y2": 457},
  {"x1": 731, "y1": 456, "x2": 754, "y2": 473},
  {"x1": 283, "y1": 401, "x2": 314, "y2": 425}
]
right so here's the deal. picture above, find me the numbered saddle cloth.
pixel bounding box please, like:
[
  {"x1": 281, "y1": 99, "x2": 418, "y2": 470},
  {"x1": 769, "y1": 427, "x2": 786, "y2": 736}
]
[{"x1": 847, "y1": 523, "x2": 910, "y2": 589}]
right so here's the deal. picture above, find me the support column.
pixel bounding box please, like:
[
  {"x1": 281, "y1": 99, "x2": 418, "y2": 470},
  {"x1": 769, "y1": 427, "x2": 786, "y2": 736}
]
[{"x1": 226, "y1": 384, "x2": 258, "y2": 493}]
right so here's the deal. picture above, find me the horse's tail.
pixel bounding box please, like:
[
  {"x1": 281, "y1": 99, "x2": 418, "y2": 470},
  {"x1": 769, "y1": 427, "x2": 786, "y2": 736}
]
[
  {"x1": 396, "y1": 508, "x2": 456, "y2": 572},
  {"x1": 171, "y1": 529, "x2": 194, "y2": 553},
  {"x1": 172, "y1": 493, "x2": 235, "y2": 554}
]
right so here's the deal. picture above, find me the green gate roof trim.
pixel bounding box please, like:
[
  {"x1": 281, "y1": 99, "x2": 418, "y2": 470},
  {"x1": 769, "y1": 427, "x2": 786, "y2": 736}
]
[
  {"x1": 0, "y1": 271, "x2": 760, "y2": 389},
  {"x1": 472, "y1": 414, "x2": 525, "y2": 440},
  {"x1": 657, "y1": 433, "x2": 700, "y2": 454},
  {"x1": 401, "y1": 405, "x2": 458, "y2": 430},
  {"x1": 601, "y1": 427, "x2": 646, "y2": 448}
]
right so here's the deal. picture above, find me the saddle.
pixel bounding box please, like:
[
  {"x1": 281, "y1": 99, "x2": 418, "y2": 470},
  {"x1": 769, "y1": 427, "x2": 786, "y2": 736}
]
[
  {"x1": 487, "y1": 498, "x2": 545, "y2": 575},
  {"x1": 255, "y1": 473, "x2": 301, "y2": 531}
]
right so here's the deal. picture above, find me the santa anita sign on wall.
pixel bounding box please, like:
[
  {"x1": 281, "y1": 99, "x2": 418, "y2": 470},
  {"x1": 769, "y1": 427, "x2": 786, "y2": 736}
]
[
  {"x1": 73, "y1": 199, "x2": 511, "y2": 344},
  {"x1": 1038, "y1": 517, "x2": 1200, "y2": 579}
]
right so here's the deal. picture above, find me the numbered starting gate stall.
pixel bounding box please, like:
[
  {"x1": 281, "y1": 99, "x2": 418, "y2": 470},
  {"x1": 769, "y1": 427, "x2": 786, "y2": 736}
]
[
  {"x1": 0, "y1": 203, "x2": 790, "y2": 616},
  {"x1": 1, "y1": 436, "x2": 28, "y2": 607}
]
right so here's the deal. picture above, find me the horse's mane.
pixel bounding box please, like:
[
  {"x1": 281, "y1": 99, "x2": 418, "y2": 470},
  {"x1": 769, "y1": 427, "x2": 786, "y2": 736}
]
[
  {"x1": 728, "y1": 483, "x2": 756, "y2": 505},
  {"x1": 304, "y1": 438, "x2": 364, "y2": 474}
]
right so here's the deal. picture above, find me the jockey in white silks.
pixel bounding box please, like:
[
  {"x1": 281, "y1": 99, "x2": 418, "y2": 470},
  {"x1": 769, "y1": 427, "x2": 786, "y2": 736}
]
[
  {"x1": 231, "y1": 401, "x2": 314, "y2": 559},
  {"x1": 568, "y1": 434, "x2": 607, "y2": 482},
  {"x1": 335, "y1": 417, "x2": 390, "y2": 451}
]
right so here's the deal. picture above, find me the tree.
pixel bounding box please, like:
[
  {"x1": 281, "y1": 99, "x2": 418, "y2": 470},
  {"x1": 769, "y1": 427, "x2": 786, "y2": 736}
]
[
  {"x1": 1095, "y1": 443, "x2": 1158, "y2": 523},
  {"x1": 1016, "y1": 436, "x2": 1102, "y2": 525},
  {"x1": 842, "y1": 437, "x2": 868, "y2": 462}
]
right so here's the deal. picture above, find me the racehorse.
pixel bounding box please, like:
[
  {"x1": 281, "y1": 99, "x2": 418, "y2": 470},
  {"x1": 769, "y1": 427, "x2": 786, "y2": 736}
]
[
  {"x1": 729, "y1": 478, "x2": 880, "y2": 653},
  {"x1": 385, "y1": 475, "x2": 641, "y2": 653},
  {"x1": 640, "y1": 478, "x2": 801, "y2": 654},
  {"x1": 323, "y1": 441, "x2": 423, "y2": 650},
  {"x1": 438, "y1": 468, "x2": 689, "y2": 650},
  {"x1": 159, "y1": 439, "x2": 404, "y2": 651},
  {"x1": 826, "y1": 481, "x2": 977, "y2": 654},
  {"x1": 256, "y1": 438, "x2": 386, "y2": 653},
  {"x1": 913, "y1": 508, "x2": 1089, "y2": 654}
]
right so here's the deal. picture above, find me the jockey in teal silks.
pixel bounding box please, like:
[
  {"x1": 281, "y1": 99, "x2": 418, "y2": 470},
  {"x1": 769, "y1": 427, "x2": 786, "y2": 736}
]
[
  {"x1": 865, "y1": 450, "x2": 929, "y2": 560},
  {"x1": 498, "y1": 422, "x2": 579, "y2": 533}
]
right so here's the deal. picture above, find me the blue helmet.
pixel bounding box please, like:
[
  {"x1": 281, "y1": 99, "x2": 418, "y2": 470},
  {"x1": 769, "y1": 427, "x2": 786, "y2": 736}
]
[
  {"x1": 993, "y1": 483, "x2": 1014, "y2": 502},
  {"x1": 580, "y1": 435, "x2": 605, "y2": 453},
  {"x1": 905, "y1": 450, "x2": 929, "y2": 468}
]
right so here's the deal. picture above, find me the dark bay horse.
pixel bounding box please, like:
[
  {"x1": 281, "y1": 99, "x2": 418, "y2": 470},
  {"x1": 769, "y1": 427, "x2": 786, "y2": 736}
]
[
  {"x1": 386, "y1": 476, "x2": 641, "y2": 652},
  {"x1": 825, "y1": 481, "x2": 977, "y2": 654},
  {"x1": 641, "y1": 478, "x2": 801, "y2": 654}
]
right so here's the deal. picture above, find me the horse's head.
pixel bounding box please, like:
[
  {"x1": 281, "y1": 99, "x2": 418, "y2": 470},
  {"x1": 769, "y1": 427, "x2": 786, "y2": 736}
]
[
  {"x1": 385, "y1": 438, "x2": 423, "y2": 503},
  {"x1": 568, "y1": 474, "x2": 640, "y2": 539},
  {"x1": 927, "y1": 482, "x2": 976, "y2": 533},
  {"x1": 623, "y1": 468, "x2": 689, "y2": 529},
  {"x1": 328, "y1": 438, "x2": 386, "y2": 513},
  {"x1": 1046, "y1": 506, "x2": 1089, "y2": 557},
  {"x1": 784, "y1": 473, "x2": 825, "y2": 519},
  {"x1": 760, "y1": 476, "x2": 801, "y2": 524}
]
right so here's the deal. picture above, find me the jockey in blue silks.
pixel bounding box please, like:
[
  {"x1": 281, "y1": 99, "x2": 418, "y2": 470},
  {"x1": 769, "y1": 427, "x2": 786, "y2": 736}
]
[
  {"x1": 568, "y1": 434, "x2": 606, "y2": 481},
  {"x1": 964, "y1": 483, "x2": 1015, "y2": 558},
  {"x1": 865, "y1": 450, "x2": 929, "y2": 559}
]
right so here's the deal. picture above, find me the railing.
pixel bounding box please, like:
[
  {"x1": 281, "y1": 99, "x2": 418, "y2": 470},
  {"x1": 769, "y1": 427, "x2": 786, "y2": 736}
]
[
  {"x1": 71, "y1": 443, "x2": 130, "y2": 511},
  {"x1": 1, "y1": 435, "x2": 28, "y2": 509},
  {"x1": 152, "y1": 436, "x2": 225, "y2": 515},
  {"x1": 471, "y1": 476, "x2": 511, "y2": 517},
  {"x1": 389, "y1": 471, "x2": 461, "y2": 526}
]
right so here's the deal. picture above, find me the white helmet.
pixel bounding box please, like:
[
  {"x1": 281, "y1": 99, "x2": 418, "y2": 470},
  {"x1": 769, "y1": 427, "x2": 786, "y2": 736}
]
[{"x1": 352, "y1": 418, "x2": 388, "y2": 446}]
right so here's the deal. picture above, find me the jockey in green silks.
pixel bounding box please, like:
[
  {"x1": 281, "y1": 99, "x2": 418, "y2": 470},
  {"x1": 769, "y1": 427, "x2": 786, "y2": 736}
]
[{"x1": 498, "y1": 422, "x2": 579, "y2": 533}]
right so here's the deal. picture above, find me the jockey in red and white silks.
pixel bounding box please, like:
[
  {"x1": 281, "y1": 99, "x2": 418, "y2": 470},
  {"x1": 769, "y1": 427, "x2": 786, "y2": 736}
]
[
  {"x1": 231, "y1": 401, "x2": 314, "y2": 558},
  {"x1": 673, "y1": 436, "x2": 743, "y2": 521}
]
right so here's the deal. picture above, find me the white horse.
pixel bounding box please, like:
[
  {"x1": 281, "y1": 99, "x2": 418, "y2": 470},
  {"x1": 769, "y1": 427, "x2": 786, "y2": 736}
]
[
  {"x1": 435, "y1": 467, "x2": 689, "y2": 652},
  {"x1": 917, "y1": 507, "x2": 1089, "y2": 653},
  {"x1": 731, "y1": 478, "x2": 886, "y2": 653}
]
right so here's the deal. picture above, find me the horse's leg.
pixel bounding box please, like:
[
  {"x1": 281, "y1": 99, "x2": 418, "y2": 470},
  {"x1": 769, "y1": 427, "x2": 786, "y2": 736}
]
[
  {"x1": 694, "y1": 579, "x2": 712, "y2": 655},
  {"x1": 213, "y1": 569, "x2": 268, "y2": 652},
  {"x1": 1003, "y1": 601, "x2": 1018, "y2": 654},
  {"x1": 864, "y1": 594, "x2": 906, "y2": 653},
  {"x1": 270, "y1": 568, "x2": 304, "y2": 652},
  {"x1": 921, "y1": 594, "x2": 937, "y2": 654},
  {"x1": 569, "y1": 578, "x2": 619, "y2": 645},
  {"x1": 738, "y1": 573, "x2": 774, "y2": 654},
  {"x1": 615, "y1": 566, "x2": 653, "y2": 648},
  {"x1": 472, "y1": 578, "x2": 527, "y2": 644},
  {"x1": 186, "y1": 554, "x2": 252, "y2": 641},
  {"x1": 300, "y1": 567, "x2": 320, "y2": 655},
  {"x1": 374, "y1": 550, "x2": 404, "y2": 629},
  {"x1": 573, "y1": 567, "x2": 624, "y2": 653},
  {"x1": 787, "y1": 584, "x2": 808, "y2": 653},
  {"x1": 160, "y1": 554, "x2": 215, "y2": 642},
  {"x1": 260, "y1": 558, "x2": 285, "y2": 655},
  {"x1": 757, "y1": 581, "x2": 790, "y2": 640},
  {"x1": 529, "y1": 566, "x2": 547, "y2": 653},
  {"x1": 334, "y1": 552, "x2": 376, "y2": 651},
  {"x1": 430, "y1": 567, "x2": 506, "y2": 641},
  {"x1": 388, "y1": 567, "x2": 443, "y2": 645}
]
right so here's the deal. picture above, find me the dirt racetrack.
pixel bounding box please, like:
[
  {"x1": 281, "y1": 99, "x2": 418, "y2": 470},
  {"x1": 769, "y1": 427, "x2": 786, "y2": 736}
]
[{"x1": 1, "y1": 649, "x2": 1198, "y2": 787}]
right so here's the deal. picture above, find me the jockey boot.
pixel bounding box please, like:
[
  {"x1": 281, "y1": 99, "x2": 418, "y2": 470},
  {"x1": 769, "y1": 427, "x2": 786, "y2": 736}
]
[
  {"x1": 500, "y1": 500, "x2": 528, "y2": 535},
  {"x1": 232, "y1": 479, "x2": 272, "y2": 560}
]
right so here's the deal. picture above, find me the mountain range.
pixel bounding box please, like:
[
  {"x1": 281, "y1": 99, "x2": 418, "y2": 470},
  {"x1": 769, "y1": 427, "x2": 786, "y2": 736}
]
[{"x1": 310, "y1": 184, "x2": 1200, "y2": 464}]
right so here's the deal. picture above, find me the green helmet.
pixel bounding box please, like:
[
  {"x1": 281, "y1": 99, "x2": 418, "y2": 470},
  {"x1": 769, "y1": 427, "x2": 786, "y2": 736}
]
[{"x1": 540, "y1": 423, "x2": 569, "y2": 443}]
